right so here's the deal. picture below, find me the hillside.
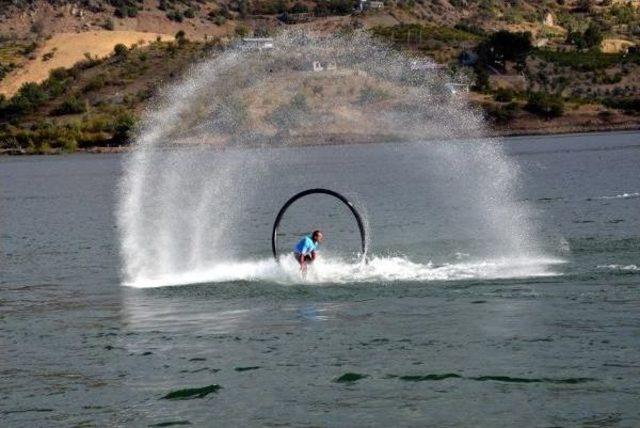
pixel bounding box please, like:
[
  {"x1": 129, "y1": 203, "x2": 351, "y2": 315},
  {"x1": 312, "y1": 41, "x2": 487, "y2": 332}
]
[{"x1": 1, "y1": 0, "x2": 640, "y2": 153}]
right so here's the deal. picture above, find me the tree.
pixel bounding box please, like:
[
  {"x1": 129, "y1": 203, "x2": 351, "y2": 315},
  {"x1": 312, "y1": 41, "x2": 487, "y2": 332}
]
[
  {"x1": 477, "y1": 30, "x2": 532, "y2": 71},
  {"x1": 583, "y1": 22, "x2": 603, "y2": 50},
  {"x1": 111, "y1": 113, "x2": 136, "y2": 145},
  {"x1": 525, "y1": 91, "x2": 564, "y2": 119}
]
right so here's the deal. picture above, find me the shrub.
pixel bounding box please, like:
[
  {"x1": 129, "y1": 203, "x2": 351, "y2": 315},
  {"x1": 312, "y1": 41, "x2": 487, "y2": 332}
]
[
  {"x1": 315, "y1": 0, "x2": 357, "y2": 16},
  {"x1": 3, "y1": 82, "x2": 49, "y2": 115},
  {"x1": 525, "y1": 92, "x2": 564, "y2": 119},
  {"x1": 533, "y1": 49, "x2": 623, "y2": 72},
  {"x1": 175, "y1": 30, "x2": 187, "y2": 45},
  {"x1": 52, "y1": 97, "x2": 87, "y2": 115},
  {"x1": 487, "y1": 101, "x2": 519, "y2": 124},
  {"x1": 290, "y1": 2, "x2": 309, "y2": 13},
  {"x1": 84, "y1": 74, "x2": 107, "y2": 92},
  {"x1": 49, "y1": 67, "x2": 70, "y2": 81},
  {"x1": 42, "y1": 51, "x2": 55, "y2": 61},
  {"x1": 111, "y1": 113, "x2": 136, "y2": 144},
  {"x1": 494, "y1": 87, "x2": 514, "y2": 102},
  {"x1": 167, "y1": 10, "x2": 184, "y2": 22},
  {"x1": 184, "y1": 8, "x2": 195, "y2": 18},
  {"x1": 104, "y1": 18, "x2": 115, "y2": 30},
  {"x1": 603, "y1": 97, "x2": 640, "y2": 113},
  {"x1": 114, "y1": 43, "x2": 128, "y2": 57},
  {"x1": 235, "y1": 25, "x2": 250, "y2": 37}
]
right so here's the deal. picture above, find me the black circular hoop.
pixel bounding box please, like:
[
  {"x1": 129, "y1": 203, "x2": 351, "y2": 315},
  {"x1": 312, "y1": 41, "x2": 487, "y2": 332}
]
[{"x1": 271, "y1": 188, "x2": 367, "y2": 262}]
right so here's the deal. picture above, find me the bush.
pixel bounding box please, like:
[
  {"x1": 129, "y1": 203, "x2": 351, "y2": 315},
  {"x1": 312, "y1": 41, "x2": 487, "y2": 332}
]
[
  {"x1": 114, "y1": 43, "x2": 128, "y2": 57},
  {"x1": 487, "y1": 101, "x2": 519, "y2": 124},
  {"x1": 175, "y1": 30, "x2": 187, "y2": 45},
  {"x1": 111, "y1": 113, "x2": 136, "y2": 144},
  {"x1": 494, "y1": 87, "x2": 514, "y2": 102},
  {"x1": 603, "y1": 97, "x2": 640, "y2": 113},
  {"x1": 184, "y1": 8, "x2": 195, "y2": 18},
  {"x1": 290, "y1": 2, "x2": 309, "y2": 13},
  {"x1": 525, "y1": 92, "x2": 564, "y2": 119},
  {"x1": 235, "y1": 25, "x2": 250, "y2": 37},
  {"x1": 49, "y1": 67, "x2": 70, "y2": 81},
  {"x1": 84, "y1": 74, "x2": 107, "y2": 92},
  {"x1": 315, "y1": 0, "x2": 357, "y2": 16},
  {"x1": 52, "y1": 97, "x2": 87, "y2": 115},
  {"x1": 4, "y1": 82, "x2": 49, "y2": 115},
  {"x1": 103, "y1": 18, "x2": 115, "y2": 30},
  {"x1": 533, "y1": 49, "x2": 623, "y2": 72},
  {"x1": 167, "y1": 10, "x2": 184, "y2": 22}
]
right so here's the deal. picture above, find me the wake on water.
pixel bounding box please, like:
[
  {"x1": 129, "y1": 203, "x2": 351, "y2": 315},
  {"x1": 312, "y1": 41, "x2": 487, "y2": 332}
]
[
  {"x1": 123, "y1": 256, "x2": 565, "y2": 288},
  {"x1": 118, "y1": 30, "x2": 563, "y2": 288}
]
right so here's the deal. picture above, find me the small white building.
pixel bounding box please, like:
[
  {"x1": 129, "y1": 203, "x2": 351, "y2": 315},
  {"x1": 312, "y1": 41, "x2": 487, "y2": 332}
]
[
  {"x1": 241, "y1": 37, "x2": 274, "y2": 50},
  {"x1": 312, "y1": 61, "x2": 337, "y2": 72},
  {"x1": 358, "y1": 0, "x2": 384, "y2": 11}
]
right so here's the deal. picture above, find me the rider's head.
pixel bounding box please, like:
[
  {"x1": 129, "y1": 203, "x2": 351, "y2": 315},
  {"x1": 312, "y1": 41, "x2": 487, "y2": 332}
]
[{"x1": 312, "y1": 230, "x2": 323, "y2": 243}]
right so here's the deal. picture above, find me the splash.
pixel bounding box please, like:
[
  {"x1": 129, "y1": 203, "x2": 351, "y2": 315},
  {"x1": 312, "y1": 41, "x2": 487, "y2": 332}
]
[
  {"x1": 118, "y1": 30, "x2": 552, "y2": 287},
  {"x1": 124, "y1": 255, "x2": 565, "y2": 288}
]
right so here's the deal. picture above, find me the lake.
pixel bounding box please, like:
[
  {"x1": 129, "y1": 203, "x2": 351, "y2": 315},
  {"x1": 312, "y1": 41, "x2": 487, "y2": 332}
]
[{"x1": 2, "y1": 131, "x2": 639, "y2": 427}]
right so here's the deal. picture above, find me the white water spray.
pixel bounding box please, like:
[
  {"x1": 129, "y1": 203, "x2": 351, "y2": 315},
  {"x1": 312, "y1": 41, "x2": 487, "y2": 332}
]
[{"x1": 118, "y1": 31, "x2": 559, "y2": 287}]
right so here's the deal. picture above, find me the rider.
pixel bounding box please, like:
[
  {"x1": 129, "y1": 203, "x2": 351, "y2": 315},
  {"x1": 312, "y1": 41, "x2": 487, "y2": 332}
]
[{"x1": 293, "y1": 230, "x2": 323, "y2": 274}]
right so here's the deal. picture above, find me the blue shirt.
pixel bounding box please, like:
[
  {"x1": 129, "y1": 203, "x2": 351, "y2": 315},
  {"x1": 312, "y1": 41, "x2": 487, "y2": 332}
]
[{"x1": 294, "y1": 235, "x2": 318, "y2": 255}]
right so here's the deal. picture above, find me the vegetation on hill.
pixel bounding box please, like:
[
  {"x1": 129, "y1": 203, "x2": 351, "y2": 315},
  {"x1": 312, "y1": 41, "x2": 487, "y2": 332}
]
[
  {"x1": 1, "y1": 0, "x2": 640, "y2": 152},
  {"x1": 0, "y1": 36, "x2": 219, "y2": 153}
]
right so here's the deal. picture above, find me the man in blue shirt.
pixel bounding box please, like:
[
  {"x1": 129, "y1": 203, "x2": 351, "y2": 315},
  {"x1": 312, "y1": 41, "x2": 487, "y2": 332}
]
[{"x1": 293, "y1": 230, "x2": 323, "y2": 274}]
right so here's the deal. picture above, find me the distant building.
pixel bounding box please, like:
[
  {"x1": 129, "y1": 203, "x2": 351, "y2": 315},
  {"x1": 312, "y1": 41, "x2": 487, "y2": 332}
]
[
  {"x1": 311, "y1": 60, "x2": 338, "y2": 72},
  {"x1": 241, "y1": 37, "x2": 274, "y2": 50},
  {"x1": 358, "y1": 0, "x2": 384, "y2": 11}
]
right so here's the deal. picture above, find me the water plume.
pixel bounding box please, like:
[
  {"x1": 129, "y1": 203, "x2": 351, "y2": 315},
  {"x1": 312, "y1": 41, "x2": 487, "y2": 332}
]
[{"x1": 118, "y1": 30, "x2": 555, "y2": 287}]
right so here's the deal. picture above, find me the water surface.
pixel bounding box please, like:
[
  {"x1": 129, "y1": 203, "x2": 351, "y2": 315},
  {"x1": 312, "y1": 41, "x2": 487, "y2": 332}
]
[{"x1": 2, "y1": 132, "x2": 639, "y2": 427}]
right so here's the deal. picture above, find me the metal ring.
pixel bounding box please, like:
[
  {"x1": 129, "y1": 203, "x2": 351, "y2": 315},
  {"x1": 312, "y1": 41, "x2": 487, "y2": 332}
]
[{"x1": 271, "y1": 188, "x2": 367, "y2": 262}]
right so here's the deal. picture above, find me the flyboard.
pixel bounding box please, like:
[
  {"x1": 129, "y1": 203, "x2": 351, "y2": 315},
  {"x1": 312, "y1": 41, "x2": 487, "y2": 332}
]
[{"x1": 271, "y1": 188, "x2": 368, "y2": 263}]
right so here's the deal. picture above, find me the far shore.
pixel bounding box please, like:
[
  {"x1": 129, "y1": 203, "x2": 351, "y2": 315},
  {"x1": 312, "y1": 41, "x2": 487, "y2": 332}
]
[{"x1": 2, "y1": 124, "x2": 639, "y2": 156}]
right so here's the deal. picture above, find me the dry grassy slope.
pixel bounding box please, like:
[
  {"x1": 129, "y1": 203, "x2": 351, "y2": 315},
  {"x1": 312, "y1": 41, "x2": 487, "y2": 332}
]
[
  {"x1": 0, "y1": 0, "x2": 231, "y2": 37},
  {"x1": 0, "y1": 31, "x2": 174, "y2": 96}
]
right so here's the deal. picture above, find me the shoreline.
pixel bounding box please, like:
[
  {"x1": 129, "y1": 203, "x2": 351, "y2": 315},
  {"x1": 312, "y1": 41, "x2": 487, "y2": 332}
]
[{"x1": 2, "y1": 124, "x2": 639, "y2": 156}]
